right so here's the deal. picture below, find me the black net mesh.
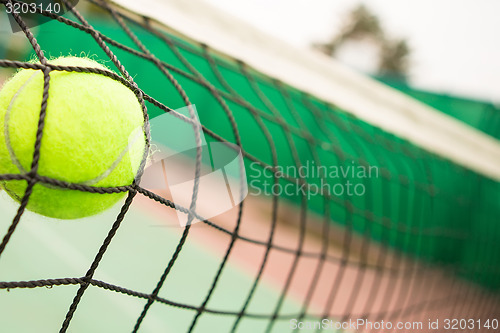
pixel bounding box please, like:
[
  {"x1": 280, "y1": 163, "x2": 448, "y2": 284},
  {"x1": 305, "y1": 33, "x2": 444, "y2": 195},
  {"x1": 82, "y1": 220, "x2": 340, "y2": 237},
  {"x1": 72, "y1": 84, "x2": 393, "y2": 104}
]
[{"x1": 0, "y1": 0, "x2": 499, "y2": 332}]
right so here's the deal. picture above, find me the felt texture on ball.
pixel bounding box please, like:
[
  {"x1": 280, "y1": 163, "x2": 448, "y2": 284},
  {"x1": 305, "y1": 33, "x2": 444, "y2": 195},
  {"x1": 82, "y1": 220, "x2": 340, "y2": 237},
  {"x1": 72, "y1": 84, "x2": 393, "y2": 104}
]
[{"x1": 0, "y1": 56, "x2": 146, "y2": 219}]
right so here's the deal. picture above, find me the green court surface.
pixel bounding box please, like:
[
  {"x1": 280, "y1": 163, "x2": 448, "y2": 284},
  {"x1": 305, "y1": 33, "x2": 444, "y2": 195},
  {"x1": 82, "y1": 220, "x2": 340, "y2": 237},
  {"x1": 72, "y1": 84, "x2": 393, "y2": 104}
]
[{"x1": 0, "y1": 192, "x2": 305, "y2": 333}]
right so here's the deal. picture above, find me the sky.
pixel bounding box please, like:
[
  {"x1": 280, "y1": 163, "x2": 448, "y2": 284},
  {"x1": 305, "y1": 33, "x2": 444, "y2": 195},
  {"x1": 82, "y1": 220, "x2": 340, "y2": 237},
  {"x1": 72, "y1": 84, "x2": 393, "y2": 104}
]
[{"x1": 204, "y1": 0, "x2": 500, "y2": 104}]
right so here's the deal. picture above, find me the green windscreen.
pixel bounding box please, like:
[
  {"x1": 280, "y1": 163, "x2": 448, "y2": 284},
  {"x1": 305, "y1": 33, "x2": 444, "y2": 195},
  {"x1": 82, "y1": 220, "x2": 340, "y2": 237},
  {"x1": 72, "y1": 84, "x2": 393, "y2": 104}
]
[{"x1": 377, "y1": 76, "x2": 500, "y2": 141}]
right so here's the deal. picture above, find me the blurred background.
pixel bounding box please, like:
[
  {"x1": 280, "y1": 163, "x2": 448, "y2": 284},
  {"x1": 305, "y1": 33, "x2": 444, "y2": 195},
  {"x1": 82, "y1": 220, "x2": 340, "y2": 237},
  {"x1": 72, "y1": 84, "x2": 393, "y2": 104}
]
[{"x1": 204, "y1": 0, "x2": 500, "y2": 139}]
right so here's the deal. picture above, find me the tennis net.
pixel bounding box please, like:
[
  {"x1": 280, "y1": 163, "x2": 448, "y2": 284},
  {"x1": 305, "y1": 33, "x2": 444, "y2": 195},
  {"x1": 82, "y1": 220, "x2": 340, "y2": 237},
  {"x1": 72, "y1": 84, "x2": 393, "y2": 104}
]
[{"x1": 0, "y1": 0, "x2": 499, "y2": 332}]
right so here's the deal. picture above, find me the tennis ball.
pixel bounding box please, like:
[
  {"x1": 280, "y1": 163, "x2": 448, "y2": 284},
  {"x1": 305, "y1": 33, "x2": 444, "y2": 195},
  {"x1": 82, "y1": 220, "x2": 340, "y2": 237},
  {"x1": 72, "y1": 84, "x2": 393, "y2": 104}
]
[{"x1": 0, "y1": 56, "x2": 146, "y2": 219}]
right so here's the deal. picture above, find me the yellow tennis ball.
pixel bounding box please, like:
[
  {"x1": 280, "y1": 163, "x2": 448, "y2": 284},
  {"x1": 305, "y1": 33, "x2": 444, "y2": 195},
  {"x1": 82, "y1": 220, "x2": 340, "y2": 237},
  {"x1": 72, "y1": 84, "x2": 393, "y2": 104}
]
[{"x1": 0, "y1": 56, "x2": 146, "y2": 219}]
